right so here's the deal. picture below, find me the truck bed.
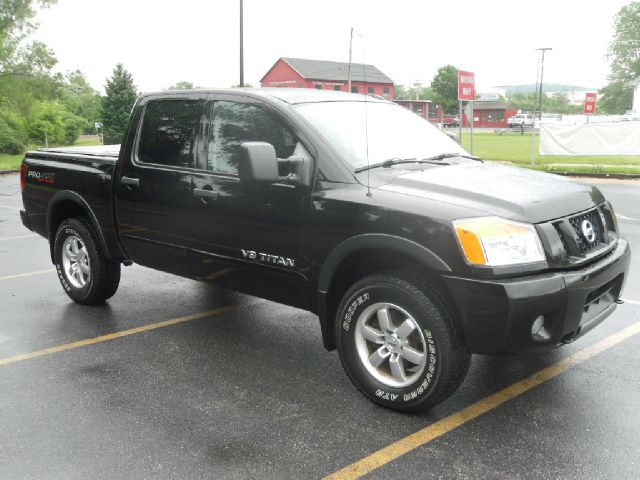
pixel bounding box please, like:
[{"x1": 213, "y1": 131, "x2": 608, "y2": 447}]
[{"x1": 21, "y1": 144, "x2": 123, "y2": 260}]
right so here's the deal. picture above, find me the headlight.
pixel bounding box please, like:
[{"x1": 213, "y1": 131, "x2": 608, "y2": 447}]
[{"x1": 453, "y1": 217, "x2": 545, "y2": 266}]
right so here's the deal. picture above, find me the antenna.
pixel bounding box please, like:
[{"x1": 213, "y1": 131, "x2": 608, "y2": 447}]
[{"x1": 363, "y1": 46, "x2": 372, "y2": 197}]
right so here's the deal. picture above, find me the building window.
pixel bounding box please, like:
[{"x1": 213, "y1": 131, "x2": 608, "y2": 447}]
[
  {"x1": 488, "y1": 111, "x2": 504, "y2": 122},
  {"x1": 334, "y1": 85, "x2": 342, "y2": 91},
  {"x1": 367, "y1": 87, "x2": 374, "y2": 94},
  {"x1": 383, "y1": 87, "x2": 390, "y2": 99},
  {"x1": 314, "y1": 84, "x2": 322, "y2": 89},
  {"x1": 351, "y1": 86, "x2": 358, "y2": 93}
]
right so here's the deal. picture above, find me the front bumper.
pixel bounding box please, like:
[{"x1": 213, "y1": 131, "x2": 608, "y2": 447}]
[{"x1": 442, "y1": 239, "x2": 631, "y2": 354}]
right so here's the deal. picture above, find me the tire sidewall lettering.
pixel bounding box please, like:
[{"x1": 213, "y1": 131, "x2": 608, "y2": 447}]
[{"x1": 339, "y1": 285, "x2": 441, "y2": 405}]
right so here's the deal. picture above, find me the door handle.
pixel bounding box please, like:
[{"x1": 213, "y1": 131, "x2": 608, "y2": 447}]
[
  {"x1": 121, "y1": 176, "x2": 140, "y2": 187},
  {"x1": 193, "y1": 187, "x2": 219, "y2": 201}
]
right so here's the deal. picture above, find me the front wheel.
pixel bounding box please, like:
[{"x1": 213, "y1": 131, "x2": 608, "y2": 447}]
[
  {"x1": 336, "y1": 273, "x2": 471, "y2": 412},
  {"x1": 53, "y1": 217, "x2": 121, "y2": 305}
]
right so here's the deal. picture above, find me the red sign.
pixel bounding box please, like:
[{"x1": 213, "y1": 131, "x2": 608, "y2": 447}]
[
  {"x1": 458, "y1": 70, "x2": 475, "y2": 101},
  {"x1": 584, "y1": 92, "x2": 597, "y2": 115}
]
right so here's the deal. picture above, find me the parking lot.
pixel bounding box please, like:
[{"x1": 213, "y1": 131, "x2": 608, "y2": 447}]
[{"x1": 1, "y1": 172, "x2": 639, "y2": 479}]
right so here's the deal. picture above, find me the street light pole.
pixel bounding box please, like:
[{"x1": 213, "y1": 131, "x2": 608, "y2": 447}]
[
  {"x1": 531, "y1": 47, "x2": 552, "y2": 165},
  {"x1": 347, "y1": 27, "x2": 353, "y2": 93},
  {"x1": 239, "y1": 0, "x2": 244, "y2": 87}
]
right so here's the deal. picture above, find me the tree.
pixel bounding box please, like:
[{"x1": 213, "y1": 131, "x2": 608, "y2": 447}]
[
  {"x1": 59, "y1": 70, "x2": 101, "y2": 133},
  {"x1": 430, "y1": 65, "x2": 459, "y2": 114},
  {"x1": 102, "y1": 64, "x2": 137, "y2": 143},
  {"x1": 0, "y1": 0, "x2": 57, "y2": 78},
  {"x1": 600, "y1": 2, "x2": 640, "y2": 113},
  {"x1": 167, "y1": 81, "x2": 195, "y2": 90}
]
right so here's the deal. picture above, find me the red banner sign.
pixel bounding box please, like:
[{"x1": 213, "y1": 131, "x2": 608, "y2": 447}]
[
  {"x1": 458, "y1": 71, "x2": 475, "y2": 101},
  {"x1": 584, "y1": 92, "x2": 597, "y2": 115}
]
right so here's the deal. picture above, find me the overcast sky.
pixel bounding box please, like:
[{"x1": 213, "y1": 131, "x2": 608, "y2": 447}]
[{"x1": 33, "y1": 0, "x2": 634, "y2": 94}]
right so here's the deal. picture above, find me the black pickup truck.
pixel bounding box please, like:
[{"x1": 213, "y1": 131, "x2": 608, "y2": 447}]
[{"x1": 20, "y1": 89, "x2": 630, "y2": 412}]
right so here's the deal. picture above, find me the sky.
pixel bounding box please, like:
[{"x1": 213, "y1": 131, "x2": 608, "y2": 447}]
[{"x1": 32, "y1": 0, "x2": 635, "y2": 94}]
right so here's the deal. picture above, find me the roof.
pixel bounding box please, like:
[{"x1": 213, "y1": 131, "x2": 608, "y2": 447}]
[
  {"x1": 470, "y1": 102, "x2": 516, "y2": 111},
  {"x1": 264, "y1": 57, "x2": 394, "y2": 84},
  {"x1": 140, "y1": 88, "x2": 390, "y2": 105}
]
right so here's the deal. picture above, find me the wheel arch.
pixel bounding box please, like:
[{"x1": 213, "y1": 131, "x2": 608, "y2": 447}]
[
  {"x1": 316, "y1": 234, "x2": 453, "y2": 351},
  {"x1": 47, "y1": 191, "x2": 110, "y2": 264}
]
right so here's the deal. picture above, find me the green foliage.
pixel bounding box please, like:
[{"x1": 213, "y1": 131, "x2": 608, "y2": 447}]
[
  {"x1": 600, "y1": 2, "x2": 640, "y2": 113},
  {"x1": 102, "y1": 64, "x2": 137, "y2": 144},
  {"x1": 599, "y1": 81, "x2": 634, "y2": 114},
  {"x1": 59, "y1": 70, "x2": 101, "y2": 133},
  {"x1": 509, "y1": 91, "x2": 581, "y2": 114},
  {"x1": 167, "y1": 81, "x2": 195, "y2": 90},
  {"x1": 0, "y1": 109, "x2": 26, "y2": 153},
  {"x1": 430, "y1": 65, "x2": 459, "y2": 114},
  {"x1": 394, "y1": 85, "x2": 434, "y2": 101},
  {"x1": 26, "y1": 100, "x2": 86, "y2": 145}
]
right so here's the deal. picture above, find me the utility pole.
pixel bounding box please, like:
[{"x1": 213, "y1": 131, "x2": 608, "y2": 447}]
[
  {"x1": 531, "y1": 47, "x2": 552, "y2": 165},
  {"x1": 239, "y1": 0, "x2": 244, "y2": 87},
  {"x1": 347, "y1": 27, "x2": 353, "y2": 93}
]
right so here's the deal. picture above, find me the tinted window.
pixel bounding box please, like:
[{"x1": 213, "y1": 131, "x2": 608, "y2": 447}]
[
  {"x1": 207, "y1": 101, "x2": 298, "y2": 175},
  {"x1": 138, "y1": 100, "x2": 203, "y2": 168}
]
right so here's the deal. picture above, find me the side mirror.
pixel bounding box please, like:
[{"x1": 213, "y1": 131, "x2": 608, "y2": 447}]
[
  {"x1": 239, "y1": 141, "x2": 312, "y2": 187},
  {"x1": 239, "y1": 142, "x2": 279, "y2": 183}
]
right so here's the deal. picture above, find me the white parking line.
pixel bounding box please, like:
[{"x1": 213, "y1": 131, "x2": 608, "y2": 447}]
[
  {"x1": 0, "y1": 234, "x2": 37, "y2": 242},
  {"x1": 0, "y1": 205, "x2": 19, "y2": 210},
  {"x1": 623, "y1": 298, "x2": 640, "y2": 306},
  {"x1": 0, "y1": 269, "x2": 55, "y2": 281}
]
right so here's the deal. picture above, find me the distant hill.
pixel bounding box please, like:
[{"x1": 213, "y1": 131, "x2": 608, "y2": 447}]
[{"x1": 496, "y1": 84, "x2": 595, "y2": 95}]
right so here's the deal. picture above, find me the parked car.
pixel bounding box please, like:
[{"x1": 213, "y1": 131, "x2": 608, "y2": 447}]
[
  {"x1": 429, "y1": 114, "x2": 459, "y2": 128},
  {"x1": 20, "y1": 89, "x2": 630, "y2": 412},
  {"x1": 507, "y1": 113, "x2": 535, "y2": 128}
]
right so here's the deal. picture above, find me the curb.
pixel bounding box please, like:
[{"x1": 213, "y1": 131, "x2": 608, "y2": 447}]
[
  {"x1": 0, "y1": 169, "x2": 19, "y2": 175},
  {"x1": 548, "y1": 171, "x2": 640, "y2": 180}
]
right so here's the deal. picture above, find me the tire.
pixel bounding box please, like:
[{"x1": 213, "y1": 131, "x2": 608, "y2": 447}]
[
  {"x1": 53, "y1": 217, "x2": 121, "y2": 305},
  {"x1": 336, "y1": 273, "x2": 471, "y2": 412}
]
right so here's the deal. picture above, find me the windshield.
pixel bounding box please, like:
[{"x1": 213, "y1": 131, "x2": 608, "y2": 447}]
[{"x1": 294, "y1": 101, "x2": 468, "y2": 170}]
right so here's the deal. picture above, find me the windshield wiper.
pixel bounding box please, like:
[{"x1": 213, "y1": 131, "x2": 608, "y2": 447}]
[
  {"x1": 420, "y1": 153, "x2": 483, "y2": 163},
  {"x1": 354, "y1": 153, "x2": 481, "y2": 173}
]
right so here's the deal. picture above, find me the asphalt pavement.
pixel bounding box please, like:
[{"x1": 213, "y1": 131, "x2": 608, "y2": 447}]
[{"x1": 0, "y1": 173, "x2": 639, "y2": 479}]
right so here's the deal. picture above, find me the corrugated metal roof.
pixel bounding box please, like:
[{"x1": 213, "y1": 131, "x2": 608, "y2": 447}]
[{"x1": 279, "y1": 57, "x2": 394, "y2": 84}]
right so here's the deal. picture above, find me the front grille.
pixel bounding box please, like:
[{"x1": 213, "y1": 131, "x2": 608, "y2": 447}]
[
  {"x1": 543, "y1": 204, "x2": 617, "y2": 267},
  {"x1": 568, "y1": 209, "x2": 605, "y2": 252}
]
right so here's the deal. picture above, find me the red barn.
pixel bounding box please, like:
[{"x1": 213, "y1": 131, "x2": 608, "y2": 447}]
[
  {"x1": 462, "y1": 102, "x2": 518, "y2": 128},
  {"x1": 260, "y1": 57, "x2": 395, "y2": 99}
]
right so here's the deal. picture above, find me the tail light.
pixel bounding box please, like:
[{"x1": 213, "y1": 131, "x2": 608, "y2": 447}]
[{"x1": 20, "y1": 163, "x2": 28, "y2": 190}]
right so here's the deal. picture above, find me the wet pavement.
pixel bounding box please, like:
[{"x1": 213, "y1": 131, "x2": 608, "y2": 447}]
[{"x1": 0, "y1": 173, "x2": 639, "y2": 479}]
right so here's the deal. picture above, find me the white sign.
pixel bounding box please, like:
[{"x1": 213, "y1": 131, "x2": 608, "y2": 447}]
[{"x1": 476, "y1": 93, "x2": 500, "y2": 101}]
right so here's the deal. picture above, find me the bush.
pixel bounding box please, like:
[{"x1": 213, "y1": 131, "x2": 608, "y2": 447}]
[
  {"x1": 0, "y1": 110, "x2": 26, "y2": 154},
  {"x1": 26, "y1": 101, "x2": 87, "y2": 146}
]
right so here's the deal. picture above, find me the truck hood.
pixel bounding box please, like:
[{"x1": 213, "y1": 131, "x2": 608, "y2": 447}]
[{"x1": 376, "y1": 163, "x2": 604, "y2": 223}]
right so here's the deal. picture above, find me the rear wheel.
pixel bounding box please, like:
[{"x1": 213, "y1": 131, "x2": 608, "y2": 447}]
[
  {"x1": 53, "y1": 217, "x2": 120, "y2": 305},
  {"x1": 336, "y1": 273, "x2": 471, "y2": 412}
]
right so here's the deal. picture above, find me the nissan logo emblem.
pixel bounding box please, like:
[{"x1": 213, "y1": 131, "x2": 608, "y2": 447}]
[{"x1": 581, "y1": 219, "x2": 596, "y2": 243}]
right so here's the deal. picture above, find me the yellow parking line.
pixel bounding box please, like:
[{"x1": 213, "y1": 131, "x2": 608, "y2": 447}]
[
  {"x1": 0, "y1": 305, "x2": 235, "y2": 367},
  {"x1": 616, "y1": 213, "x2": 639, "y2": 221},
  {"x1": 324, "y1": 321, "x2": 640, "y2": 480},
  {"x1": 0, "y1": 234, "x2": 37, "y2": 241},
  {"x1": 0, "y1": 268, "x2": 55, "y2": 281}
]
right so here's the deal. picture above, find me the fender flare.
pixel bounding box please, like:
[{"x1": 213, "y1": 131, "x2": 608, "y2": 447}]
[
  {"x1": 316, "y1": 233, "x2": 451, "y2": 350},
  {"x1": 46, "y1": 191, "x2": 111, "y2": 263},
  {"x1": 318, "y1": 233, "x2": 451, "y2": 294}
]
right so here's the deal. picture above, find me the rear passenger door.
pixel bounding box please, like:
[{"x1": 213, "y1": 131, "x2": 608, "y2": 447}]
[
  {"x1": 188, "y1": 94, "x2": 312, "y2": 308},
  {"x1": 115, "y1": 97, "x2": 205, "y2": 275}
]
